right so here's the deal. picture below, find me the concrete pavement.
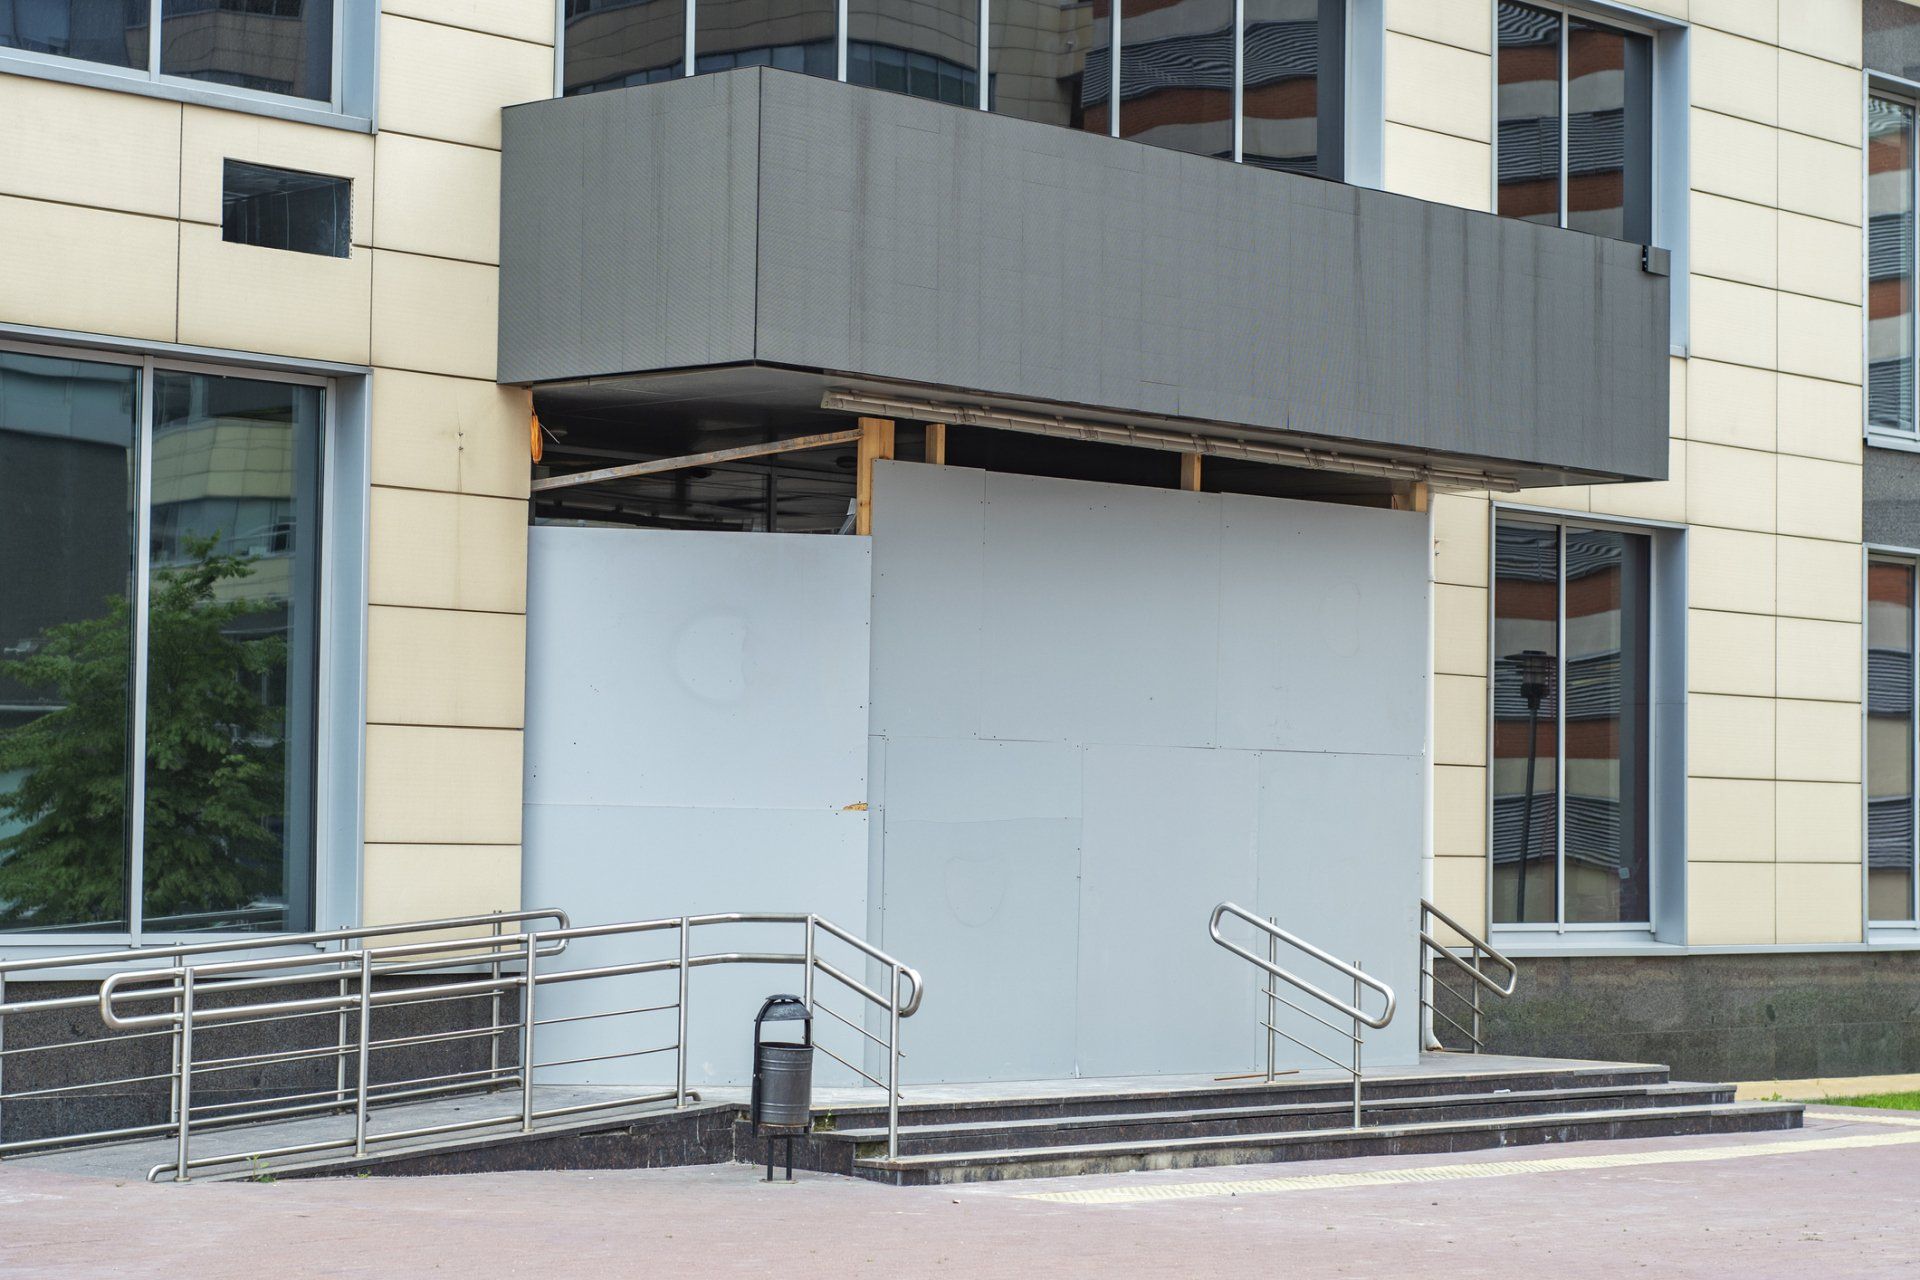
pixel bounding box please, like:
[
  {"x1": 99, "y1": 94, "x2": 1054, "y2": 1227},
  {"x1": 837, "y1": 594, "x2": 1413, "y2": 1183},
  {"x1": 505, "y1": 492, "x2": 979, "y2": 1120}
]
[{"x1": 3, "y1": 1109, "x2": 1917, "y2": 1278}]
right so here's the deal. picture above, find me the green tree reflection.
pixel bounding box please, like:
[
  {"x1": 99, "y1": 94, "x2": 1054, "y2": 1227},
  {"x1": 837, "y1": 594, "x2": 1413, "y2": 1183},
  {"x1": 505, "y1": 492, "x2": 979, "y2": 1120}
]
[{"x1": 0, "y1": 541, "x2": 285, "y2": 927}]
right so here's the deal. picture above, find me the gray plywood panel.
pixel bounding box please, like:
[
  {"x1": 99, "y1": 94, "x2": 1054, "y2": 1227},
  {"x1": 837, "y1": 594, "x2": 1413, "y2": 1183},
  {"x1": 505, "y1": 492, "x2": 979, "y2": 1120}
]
[
  {"x1": 1253, "y1": 751, "x2": 1425, "y2": 1067},
  {"x1": 524, "y1": 526, "x2": 870, "y2": 812},
  {"x1": 1075, "y1": 744, "x2": 1262, "y2": 1076},
  {"x1": 976, "y1": 470, "x2": 1223, "y2": 748},
  {"x1": 521, "y1": 802, "x2": 870, "y2": 1086},
  {"x1": 868, "y1": 461, "x2": 986, "y2": 741},
  {"x1": 877, "y1": 738, "x2": 1083, "y2": 1081},
  {"x1": 1216, "y1": 494, "x2": 1430, "y2": 756}
]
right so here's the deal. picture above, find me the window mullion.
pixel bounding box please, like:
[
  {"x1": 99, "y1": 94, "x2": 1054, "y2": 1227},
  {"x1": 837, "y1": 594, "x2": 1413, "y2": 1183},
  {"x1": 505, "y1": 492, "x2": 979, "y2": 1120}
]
[
  {"x1": 1556, "y1": 523, "x2": 1568, "y2": 930},
  {"x1": 127, "y1": 360, "x2": 157, "y2": 942},
  {"x1": 146, "y1": 0, "x2": 162, "y2": 83},
  {"x1": 1558, "y1": 11, "x2": 1569, "y2": 229},
  {"x1": 1232, "y1": 0, "x2": 1245, "y2": 162},
  {"x1": 1912, "y1": 568, "x2": 1919, "y2": 922}
]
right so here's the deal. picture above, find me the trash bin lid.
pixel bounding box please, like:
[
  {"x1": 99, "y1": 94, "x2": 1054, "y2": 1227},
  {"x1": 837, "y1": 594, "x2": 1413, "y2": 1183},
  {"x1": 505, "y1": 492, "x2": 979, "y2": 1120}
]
[{"x1": 756, "y1": 994, "x2": 810, "y2": 1022}]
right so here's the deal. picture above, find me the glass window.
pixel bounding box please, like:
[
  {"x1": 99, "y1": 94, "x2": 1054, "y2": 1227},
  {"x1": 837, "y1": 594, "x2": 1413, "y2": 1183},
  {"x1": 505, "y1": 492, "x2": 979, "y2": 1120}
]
[
  {"x1": 0, "y1": 351, "x2": 139, "y2": 933},
  {"x1": 0, "y1": 0, "x2": 148, "y2": 67},
  {"x1": 1498, "y1": 2, "x2": 1652, "y2": 244},
  {"x1": 0, "y1": 349, "x2": 324, "y2": 936},
  {"x1": 563, "y1": 0, "x2": 684, "y2": 95},
  {"x1": 1118, "y1": 0, "x2": 1232, "y2": 159},
  {"x1": 695, "y1": 0, "x2": 836, "y2": 78},
  {"x1": 1869, "y1": 558, "x2": 1918, "y2": 923},
  {"x1": 1243, "y1": 0, "x2": 1340, "y2": 178},
  {"x1": 159, "y1": 0, "x2": 333, "y2": 101},
  {"x1": 989, "y1": 0, "x2": 1102, "y2": 133},
  {"x1": 1493, "y1": 519, "x2": 1653, "y2": 927},
  {"x1": 1869, "y1": 95, "x2": 1917, "y2": 438},
  {"x1": 222, "y1": 160, "x2": 350, "y2": 258},
  {"x1": 848, "y1": 0, "x2": 979, "y2": 106}
]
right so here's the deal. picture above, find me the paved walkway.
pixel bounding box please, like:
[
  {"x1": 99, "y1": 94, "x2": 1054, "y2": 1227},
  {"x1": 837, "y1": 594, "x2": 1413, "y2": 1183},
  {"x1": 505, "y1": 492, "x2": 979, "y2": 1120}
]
[{"x1": 4, "y1": 1109, "x2": 1918, "y2": 1278}]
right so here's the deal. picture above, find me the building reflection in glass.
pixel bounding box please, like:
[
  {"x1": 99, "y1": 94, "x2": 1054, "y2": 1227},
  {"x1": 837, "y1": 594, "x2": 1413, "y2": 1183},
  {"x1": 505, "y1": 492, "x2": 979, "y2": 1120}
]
[{"x1": 1868, "y1": 559, "x2": 1917, "y2": 922}]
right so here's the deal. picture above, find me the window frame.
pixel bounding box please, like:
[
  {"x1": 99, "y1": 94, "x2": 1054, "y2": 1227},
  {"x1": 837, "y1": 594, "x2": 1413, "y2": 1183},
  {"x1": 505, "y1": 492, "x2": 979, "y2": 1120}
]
[
  {"x1": 0, "y1": 330, "x2": 366, "y2": 952},
  {"x1": 1867, "y1": 74, "x2": 1920, "y2": 450},
  {"x1": 1865, "y1": 543, "x2": 1920, "y2": 935},
  {"x1": 0, "y1": 0, "x2": 374, "y2": 131},
  {"x1": 552, "y1": 0, "x2": 1354, "y2": 176},
  {"x1": 1484, "y1": 505, "x2": 1683, "y2": 944}
]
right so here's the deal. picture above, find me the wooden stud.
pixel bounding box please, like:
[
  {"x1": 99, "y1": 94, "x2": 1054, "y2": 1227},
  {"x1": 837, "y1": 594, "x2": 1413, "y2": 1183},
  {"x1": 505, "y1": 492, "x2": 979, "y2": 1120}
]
[
  {"x1": 926, "y1": 422, "x2": 947, "y2": 466},
  {"x1": 855, "y1": 417, "x2": 895, "y2": 535},
  {"x1": 1390, "y1": 481, "x2": 1431, "y2": 513},
  {"x1": 1179, "y1": 452, "x2": 1202, "y2": 492}
]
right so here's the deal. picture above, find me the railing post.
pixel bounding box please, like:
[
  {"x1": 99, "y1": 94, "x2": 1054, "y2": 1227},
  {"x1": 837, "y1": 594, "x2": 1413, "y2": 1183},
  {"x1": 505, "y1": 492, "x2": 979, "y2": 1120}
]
[
  {"x1": 1350, "y1": 961, "x2": 1363, "y2": 1130},
  {"x1": 802, "y1": 916, "x2": 816, "y2": 1013},
  {"x1": 174, "y1": 967, "x2": 195, "y2": 1182},
  {"x1": 1265, "y1": 917, "x2": 1278, "y2": 1084},
  {"x1": 488, "y1": 918, "x2": 504, "y2": 1090},
  {"x1": 336, "y1": 939, "x2": 350, "y2": 1106},
  {"x1": 0, "y1": 973, "x2": 7, "y2": 1146},
  {"x1": 354, "y1": 949, "x2": 372, "y2": 1156},
  {"x1": 887, "y1": 962, "x2": 902, "y2": 1161},
  {"x1": 1472, "y1": 952, "x2": 1483, "y2": 1051},
  {"x1": 521, "y1": 932, "x2": 539, "y2": 1133},
  {"x1": 674, "y1": 917, "x2": 690, "y2": 1110},
  {"x1": 167, "y1": 987, "x2": 182, "y2": 1125}
]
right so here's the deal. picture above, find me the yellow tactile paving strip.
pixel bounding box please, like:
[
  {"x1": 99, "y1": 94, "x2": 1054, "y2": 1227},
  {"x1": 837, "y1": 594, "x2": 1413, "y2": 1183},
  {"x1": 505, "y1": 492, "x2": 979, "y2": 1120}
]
[{"x1": 1019, "y1": 1113, "x2": 1920, "y2": 1205}]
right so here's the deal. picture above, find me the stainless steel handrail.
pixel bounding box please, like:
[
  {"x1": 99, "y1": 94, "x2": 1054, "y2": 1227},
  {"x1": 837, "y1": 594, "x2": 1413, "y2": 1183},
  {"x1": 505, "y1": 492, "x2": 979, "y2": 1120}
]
[
  {"x1": 1417, "y1": 899, "x2": 1517, "y2": 1053},
  {"x1": 1209, "y1": 902, "x2": 1395, "y2": 1128},
  {"x1": 89, "y1": 911, "x2": 920, "y2": 1181},
  {"x1": 0, "y1": 909, "x2": 570, "y2": 1161}
]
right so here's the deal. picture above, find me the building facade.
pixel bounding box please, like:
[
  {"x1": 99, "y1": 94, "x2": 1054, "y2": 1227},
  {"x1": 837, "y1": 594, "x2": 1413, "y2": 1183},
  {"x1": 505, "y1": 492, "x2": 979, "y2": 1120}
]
[{"x1": 0, "y1": 0, "x2": 1913, "y2": 1084}]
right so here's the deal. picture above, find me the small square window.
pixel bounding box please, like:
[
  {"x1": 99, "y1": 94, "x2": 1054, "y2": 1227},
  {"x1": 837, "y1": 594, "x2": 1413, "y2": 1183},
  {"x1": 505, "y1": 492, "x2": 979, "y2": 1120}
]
[{"x1": 221, "y1": 160, "x2": 351, "y2": 258}]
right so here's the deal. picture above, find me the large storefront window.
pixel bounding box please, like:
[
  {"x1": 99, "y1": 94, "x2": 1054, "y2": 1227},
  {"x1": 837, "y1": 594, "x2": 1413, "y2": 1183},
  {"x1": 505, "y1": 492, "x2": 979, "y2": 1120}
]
[
  {"x1": 560, "y1": 1, "x2": 1343, "y2": 175},
  {"x1": 0, "y1": 348, "x2": 323, "y2": 936},
  {"x1": 1492, "y1": 519, "x2": 1653, "y2": 928},
  {"x1": 1869, "y1": 557, "x2": 1919, "y2": 924}
]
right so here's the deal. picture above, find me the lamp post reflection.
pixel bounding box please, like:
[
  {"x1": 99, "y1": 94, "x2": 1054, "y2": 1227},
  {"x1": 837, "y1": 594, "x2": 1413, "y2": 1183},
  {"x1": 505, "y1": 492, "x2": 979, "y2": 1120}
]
[{"x1": 1509, "y1": 649, "x2": 1555, "y2": 921}]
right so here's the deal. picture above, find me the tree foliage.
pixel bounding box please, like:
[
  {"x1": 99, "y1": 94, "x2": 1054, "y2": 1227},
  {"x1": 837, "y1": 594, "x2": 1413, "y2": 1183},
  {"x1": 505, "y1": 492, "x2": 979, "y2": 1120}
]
[{"x1": 0, "y1": 541, "x2": 286, "y2": 927}]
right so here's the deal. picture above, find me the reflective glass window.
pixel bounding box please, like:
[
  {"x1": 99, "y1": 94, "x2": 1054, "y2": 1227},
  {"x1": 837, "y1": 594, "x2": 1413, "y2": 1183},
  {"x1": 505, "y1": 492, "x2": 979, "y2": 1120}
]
[
  {"x1": 160, "y1": 0, "x2": 334, "y2": 102},
  {"x1": 848, "y1": 0, "x2": 978, "y2": 106},
  {"x1": 1118, "y1": 0, "x2": 1232, "y2": 159},
  {"x1": 563, "y1": 0, "x2": 684, "y2": 95},
  {"x1": 1493, "y1": 521, "x2": 1561, "y2": 924},
  {"x1": 695, "y1": 0, "x2": 836, "y2": 78},
  {"x1": 1498, "y1": 2, "x2": 1652, "y2": 243},
  {"x1": 1869, "y1": 96, "x2": 1917, "y2": 437},
  {"x1": 1494, "y1": 520, "x2": 1655, "y2": 928},
  {"x1": 1242, "y1": 0, "x2": 1338, "y2": 178},
  {"x1": 0, "y1": 351, "x2": 140, "y2": 933},
  {"x1": 1497, "y1": 1, "x2": 1561, "y2": 226},
  {"x1": 0, "y1": 0, "x2": 148, "y2": 67},
  {"x1": 989, "y1": 0, "x2": 1103, "y2": 133},
  {"x1": 142, "y1": 371, "x2": 322, "y2": 933},
  {"x1": 1869, "y1": 559, "x2": 1917, "y2": 922}
]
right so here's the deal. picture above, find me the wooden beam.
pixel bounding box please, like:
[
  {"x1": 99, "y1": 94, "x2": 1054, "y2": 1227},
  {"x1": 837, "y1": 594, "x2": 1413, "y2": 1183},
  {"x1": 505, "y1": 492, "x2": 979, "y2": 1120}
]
[
  {"x1": 1179, "y1": 452, "x2": 1202, "y2": 492},
  {"x1": 529, "y1": 428, "x2": 863, "y2": 493},
  {"x1": 855, "y1": 417, "x2": 895, "y2": 535},
  {"x1": 926, "y1": 422, "x2": 947, "y2": 466},
  {"x1": 1390, "y1": 481, "x2": 1431, "y2": 513}
]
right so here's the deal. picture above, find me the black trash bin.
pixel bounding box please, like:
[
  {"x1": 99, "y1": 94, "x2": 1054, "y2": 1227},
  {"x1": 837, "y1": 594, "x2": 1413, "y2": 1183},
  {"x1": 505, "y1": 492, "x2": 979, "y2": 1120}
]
[{"x1": 750, "y1": 995, "x2": 813, "y2": 1180}]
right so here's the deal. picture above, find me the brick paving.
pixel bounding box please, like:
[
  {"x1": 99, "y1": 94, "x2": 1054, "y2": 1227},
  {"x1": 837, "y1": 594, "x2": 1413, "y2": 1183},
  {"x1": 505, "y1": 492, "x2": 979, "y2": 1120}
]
[{"x1": 2, "y1": 1110, "x2": 1916, "y2": 1278}]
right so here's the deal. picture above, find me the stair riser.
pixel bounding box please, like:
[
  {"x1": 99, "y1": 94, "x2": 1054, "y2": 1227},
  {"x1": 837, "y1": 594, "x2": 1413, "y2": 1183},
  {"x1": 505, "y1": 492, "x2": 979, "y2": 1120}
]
[
  {"x1": 846, "y1": 1090, "x2": 1736, "y2": 1157},
  {"x1": 815, "y1": 1068, "x2": 1671, "y2": 1132},
  {"x1": 854, "y1": 1108, "x2": 1803, "y2": 1186}
]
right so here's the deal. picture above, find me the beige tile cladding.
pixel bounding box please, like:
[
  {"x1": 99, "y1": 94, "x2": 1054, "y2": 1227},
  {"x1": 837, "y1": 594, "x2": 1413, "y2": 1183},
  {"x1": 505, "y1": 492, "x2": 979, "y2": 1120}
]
[
  {"x1": 0, "y1": 2, "x2": 546, "y2": 922},
  {"x1": 1409, "y1": 0, "x2": 1868, "y2": 948}
]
